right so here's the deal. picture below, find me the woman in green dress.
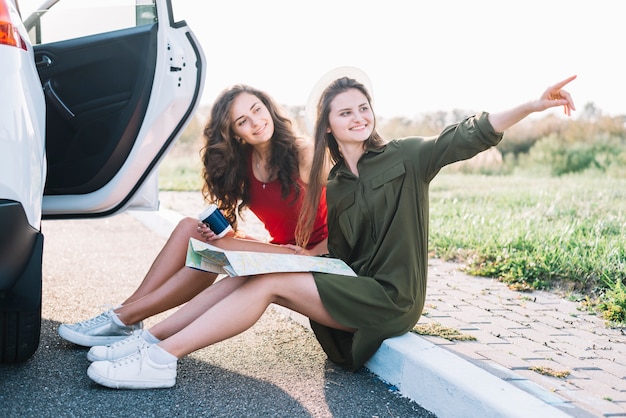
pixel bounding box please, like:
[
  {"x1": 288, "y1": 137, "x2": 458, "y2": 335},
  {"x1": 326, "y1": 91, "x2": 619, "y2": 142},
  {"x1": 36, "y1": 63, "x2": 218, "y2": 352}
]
[{"x1": 86, "y1": 68, "x2": 576, "y2": 389}]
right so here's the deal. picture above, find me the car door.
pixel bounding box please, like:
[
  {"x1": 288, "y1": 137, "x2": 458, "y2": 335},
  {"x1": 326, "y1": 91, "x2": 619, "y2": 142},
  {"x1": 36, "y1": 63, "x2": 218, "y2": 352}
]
[
  {"x1": 26, "y1": 0, "x2": 205, "y2": 218},
  {"x1": 0, "y1": 0, "x2": 205, "y2": 363}
]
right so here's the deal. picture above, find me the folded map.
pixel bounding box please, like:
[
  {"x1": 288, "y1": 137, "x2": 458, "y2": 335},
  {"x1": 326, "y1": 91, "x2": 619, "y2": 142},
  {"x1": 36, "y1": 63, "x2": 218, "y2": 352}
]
[{"x1": 185, "y1": 238, "x2": 356, "y2": 277}]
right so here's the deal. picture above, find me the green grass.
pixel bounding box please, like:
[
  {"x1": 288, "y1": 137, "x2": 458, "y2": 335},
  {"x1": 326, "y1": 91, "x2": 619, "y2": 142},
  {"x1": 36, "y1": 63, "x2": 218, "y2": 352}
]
[
  {"x1": 158, "y1": 154, "x2": 203, "y2": 191},
  {"x1": 429, "y1": 173, "x2": 626, "y2": 324},
  {"x1": 412, "y1": 323, "x2": 476, "y2": 341}
]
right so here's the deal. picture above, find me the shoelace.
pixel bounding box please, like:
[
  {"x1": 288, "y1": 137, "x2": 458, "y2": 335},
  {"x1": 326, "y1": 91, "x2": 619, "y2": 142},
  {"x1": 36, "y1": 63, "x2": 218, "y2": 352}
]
[
  {"x1": 74, "y1": 304, "x2": 117, "y2": 329},
  {"x1": 76, "y1": 310, "x2": 112, "y2": 329},
  {"x1": 108, "y1": 331, "x2": 144, "y2": 350},
  {"x1": 111, "y1": 348, "x2": 144, "y2": 369}
]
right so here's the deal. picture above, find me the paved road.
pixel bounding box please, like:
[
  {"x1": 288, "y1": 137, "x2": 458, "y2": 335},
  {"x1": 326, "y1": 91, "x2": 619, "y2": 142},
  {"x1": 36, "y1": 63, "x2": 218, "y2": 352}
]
[{"x1": 0, "y1": 213, "x2": 435, "y2": 418}]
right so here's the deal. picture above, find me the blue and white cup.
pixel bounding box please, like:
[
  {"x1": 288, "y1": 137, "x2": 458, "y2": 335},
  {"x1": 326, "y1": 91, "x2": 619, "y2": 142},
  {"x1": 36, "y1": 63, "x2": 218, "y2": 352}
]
[{"x1": 199, "y1": 204, "x2": 232, "y2": 238}]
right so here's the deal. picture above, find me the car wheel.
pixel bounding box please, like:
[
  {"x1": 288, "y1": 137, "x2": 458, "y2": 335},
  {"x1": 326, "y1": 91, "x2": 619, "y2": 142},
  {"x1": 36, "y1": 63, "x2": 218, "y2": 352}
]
[
  {"x1": 0, "y1": 233, "x2": 43, "y2": 363},
  {"x1": 1, "y1": 303, "x2": 42, "y2": 363}
]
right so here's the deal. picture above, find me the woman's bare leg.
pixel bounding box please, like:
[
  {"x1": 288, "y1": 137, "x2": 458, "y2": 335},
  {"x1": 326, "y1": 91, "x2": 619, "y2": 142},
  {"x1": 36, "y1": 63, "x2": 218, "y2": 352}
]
[
  {"x1": 148, "y1": 275, "x2": 247, "y2": 340},
  {"x1": 60, "y1": 218, "x2": 302, "y2": 346},
  {"x1": 85, "y1": 273, "x2": 352, "y2": 389},
  {"x1": 114, "y1": 218, "x2": 301, "y2": 324},
  {"x1": 121, "y1": 217, "x2": 202, "y2": 304},
  {"x1": 121, "y1": 216, "x2": 294, "y2": 307},
  {"x1": 114, "y1": 268, "x2": 219, "y2": 326},
  {"x1": 158, "y1": 272, "x2": 353, "y2": 358}
]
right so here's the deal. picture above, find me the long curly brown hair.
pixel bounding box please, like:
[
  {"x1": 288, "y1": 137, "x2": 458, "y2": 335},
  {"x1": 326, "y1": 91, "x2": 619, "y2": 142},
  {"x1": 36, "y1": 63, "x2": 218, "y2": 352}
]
[{"x1": 200, "y1": 85, "x2": 302, "y2": 232}]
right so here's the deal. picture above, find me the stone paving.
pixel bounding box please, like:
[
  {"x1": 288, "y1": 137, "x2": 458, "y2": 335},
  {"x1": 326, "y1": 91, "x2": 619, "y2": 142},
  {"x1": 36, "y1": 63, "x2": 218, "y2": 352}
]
[
  {"x1": 159, "y1": 191, "x2": 626, "y2": 417},
  {"x1": 422, "y1": 259, "x2": 626, "y2": 417}
]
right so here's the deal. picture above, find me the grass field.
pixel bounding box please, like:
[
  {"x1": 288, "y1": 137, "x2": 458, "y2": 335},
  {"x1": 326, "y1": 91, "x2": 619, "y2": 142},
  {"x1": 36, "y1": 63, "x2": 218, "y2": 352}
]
[
  {"x1": 428, "y1": 172, "x2": 625, "y2": 324},
  {"x1": 158, "y1": 146, "x2": 204, "y2": 192},
  {"x1": 159, "y1": 154, "x2": 626, "y2": 325}
]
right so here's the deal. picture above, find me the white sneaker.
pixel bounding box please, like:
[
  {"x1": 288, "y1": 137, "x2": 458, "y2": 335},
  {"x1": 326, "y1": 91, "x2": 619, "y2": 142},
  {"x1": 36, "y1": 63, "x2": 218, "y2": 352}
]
[
  {"x1": 87, "y1": 347, "x2": 177, "y2": 389},
  {"x1": 87, "y1": 330, "x2": 149, "y2": 362},
  {"x1": 58, "y1": 309, "x2": 143, "y2": 347}
]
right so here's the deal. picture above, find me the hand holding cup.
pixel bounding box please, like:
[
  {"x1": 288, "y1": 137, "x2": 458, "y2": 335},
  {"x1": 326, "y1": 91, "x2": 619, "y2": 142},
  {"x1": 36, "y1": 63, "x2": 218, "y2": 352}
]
[{"x1": 198, "y1": 204, "x2": 232, "y2": 238}]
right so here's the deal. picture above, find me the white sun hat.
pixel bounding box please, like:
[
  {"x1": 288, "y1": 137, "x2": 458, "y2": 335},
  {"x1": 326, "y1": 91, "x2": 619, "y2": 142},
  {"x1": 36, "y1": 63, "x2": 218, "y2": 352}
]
[{"x1": 304, "y1": 66, "x2": 374, "y2": 136}]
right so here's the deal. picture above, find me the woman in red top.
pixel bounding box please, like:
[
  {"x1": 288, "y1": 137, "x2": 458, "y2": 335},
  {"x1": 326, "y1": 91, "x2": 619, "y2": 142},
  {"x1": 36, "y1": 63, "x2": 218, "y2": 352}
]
[{"x1": 58, "y1": 85, "x2": 328, "y2": 354}]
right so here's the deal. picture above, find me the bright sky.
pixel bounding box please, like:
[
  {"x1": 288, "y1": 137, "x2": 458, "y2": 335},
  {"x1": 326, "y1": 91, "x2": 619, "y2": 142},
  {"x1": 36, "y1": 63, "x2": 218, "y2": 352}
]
[
  {"x1": 174, "y1": 0, "x2": 624, "y2": 119},
  {"x1": 19, "y1": 0, "x2": 624, "y2": 119}
]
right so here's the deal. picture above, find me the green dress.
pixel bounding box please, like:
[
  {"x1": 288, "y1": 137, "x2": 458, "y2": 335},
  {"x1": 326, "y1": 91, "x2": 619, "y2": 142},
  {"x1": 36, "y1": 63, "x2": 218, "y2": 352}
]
[{"x1": 311, "y1": 112, "x2": 503, "y2": 371}]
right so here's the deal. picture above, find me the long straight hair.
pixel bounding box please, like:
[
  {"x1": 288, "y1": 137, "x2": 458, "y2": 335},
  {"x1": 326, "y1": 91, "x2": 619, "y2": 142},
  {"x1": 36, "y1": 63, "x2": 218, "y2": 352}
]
[{"x1": 296, "y1": 77, "x2": 385, "y2": 247}]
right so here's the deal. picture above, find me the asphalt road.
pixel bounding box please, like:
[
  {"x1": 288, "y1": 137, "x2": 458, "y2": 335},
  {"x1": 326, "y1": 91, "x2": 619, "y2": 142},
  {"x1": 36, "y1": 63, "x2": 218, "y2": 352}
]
[{"x1": 0, "y1": 213, "x2": 435, "y2": 418}]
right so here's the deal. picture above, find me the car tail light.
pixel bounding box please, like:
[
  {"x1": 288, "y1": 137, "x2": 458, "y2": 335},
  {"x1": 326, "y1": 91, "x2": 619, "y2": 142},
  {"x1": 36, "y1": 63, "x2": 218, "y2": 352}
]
[{"x1": 0, "y1": 0, "x2": 27, "y2": 50}]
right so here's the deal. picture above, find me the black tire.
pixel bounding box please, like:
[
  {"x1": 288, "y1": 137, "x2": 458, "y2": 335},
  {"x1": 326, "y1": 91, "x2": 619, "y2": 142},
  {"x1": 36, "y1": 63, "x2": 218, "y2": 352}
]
[
  {"x1": 0, "y1": 306, "x2": 42, "y2": 363},
  {"x1": 0, "y1": 231, "x2": 43, "y2": 363}
]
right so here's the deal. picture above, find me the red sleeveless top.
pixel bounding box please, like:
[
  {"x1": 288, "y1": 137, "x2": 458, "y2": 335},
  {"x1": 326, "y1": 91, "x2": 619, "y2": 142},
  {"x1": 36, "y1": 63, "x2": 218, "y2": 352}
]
[{"x1": 247, "y1": 156, "x2": 327, "y2": 249}]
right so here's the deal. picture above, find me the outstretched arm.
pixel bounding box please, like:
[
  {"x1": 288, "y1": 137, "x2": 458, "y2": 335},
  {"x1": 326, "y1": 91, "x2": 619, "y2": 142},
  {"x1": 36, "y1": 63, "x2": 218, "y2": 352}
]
[{"x1": 488, "y1": 75, "x2": 577, "y2": 133}]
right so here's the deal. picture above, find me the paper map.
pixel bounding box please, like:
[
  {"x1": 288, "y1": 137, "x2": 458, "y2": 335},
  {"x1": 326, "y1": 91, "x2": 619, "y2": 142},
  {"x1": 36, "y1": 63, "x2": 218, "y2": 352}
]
[{"x1": 185, "y1": 238, "x2": 357, "y2": 277}]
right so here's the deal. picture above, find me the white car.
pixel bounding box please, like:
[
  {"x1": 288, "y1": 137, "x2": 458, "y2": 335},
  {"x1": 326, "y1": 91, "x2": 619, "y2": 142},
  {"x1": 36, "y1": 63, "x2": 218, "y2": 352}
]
[{"x1": 0, "y1": 0, "x2": 205, "y2": 362}]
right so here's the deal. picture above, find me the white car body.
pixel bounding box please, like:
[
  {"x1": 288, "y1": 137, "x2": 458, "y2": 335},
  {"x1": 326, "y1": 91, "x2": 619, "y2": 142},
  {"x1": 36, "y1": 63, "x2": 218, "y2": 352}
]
[{"x1": 0, "y1": 0, "x2": 46, "y2": 230}]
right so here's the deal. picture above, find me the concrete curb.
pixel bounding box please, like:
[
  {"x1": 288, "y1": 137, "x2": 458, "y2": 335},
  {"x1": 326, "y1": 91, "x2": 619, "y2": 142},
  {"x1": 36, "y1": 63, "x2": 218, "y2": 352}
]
[
  {"x1": 366, "y1": 334, "x2": 573, "y2": 418},
  {"x1": 130, "y1": 208, "x2": 575, "y2": 418}
]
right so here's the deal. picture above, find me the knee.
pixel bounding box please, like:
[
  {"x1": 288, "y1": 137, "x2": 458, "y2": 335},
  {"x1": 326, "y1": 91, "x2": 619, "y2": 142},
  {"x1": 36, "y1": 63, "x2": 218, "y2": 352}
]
[
  {"x1": 174, "y1": 217, "x2": 202, "y2": 239},
  {"x1": 245, "y1": 272, "x2": 304, "y2": 298}
]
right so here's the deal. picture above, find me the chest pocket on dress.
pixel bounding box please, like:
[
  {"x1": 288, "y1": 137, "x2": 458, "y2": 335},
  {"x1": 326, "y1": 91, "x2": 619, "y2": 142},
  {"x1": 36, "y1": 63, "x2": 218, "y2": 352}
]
[
  {"x1": 334, "y1": 192, "x2": 358, "y2": 248},
  {"x1": 369, "y1": 163, "x2": 406, "y2": 238}
]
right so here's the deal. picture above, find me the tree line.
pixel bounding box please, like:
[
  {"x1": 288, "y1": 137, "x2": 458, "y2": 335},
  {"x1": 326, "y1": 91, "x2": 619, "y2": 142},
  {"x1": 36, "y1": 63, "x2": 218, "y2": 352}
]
[{"x1": 178, "y1": 102, "x2": 626, "y2": 178}]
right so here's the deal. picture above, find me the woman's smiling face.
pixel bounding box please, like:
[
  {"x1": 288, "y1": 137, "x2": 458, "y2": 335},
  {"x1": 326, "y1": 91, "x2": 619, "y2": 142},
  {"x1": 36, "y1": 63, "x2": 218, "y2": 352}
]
[
  {"x1": 327, "y1": 88, "x2": 374, "y2": 145},
  {"x1": 230, "y1": 92, "x2": 275, "y2": 146}
]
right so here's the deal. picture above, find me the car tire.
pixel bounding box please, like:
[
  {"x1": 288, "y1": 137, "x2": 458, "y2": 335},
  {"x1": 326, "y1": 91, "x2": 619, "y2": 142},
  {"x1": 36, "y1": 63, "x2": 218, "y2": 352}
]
[
  {"x1": 1, "y1": 305, "x2": 42, "y2": 362},
  {"x1": 0, "y1": 232, "x2": 43, "y2": 363}
]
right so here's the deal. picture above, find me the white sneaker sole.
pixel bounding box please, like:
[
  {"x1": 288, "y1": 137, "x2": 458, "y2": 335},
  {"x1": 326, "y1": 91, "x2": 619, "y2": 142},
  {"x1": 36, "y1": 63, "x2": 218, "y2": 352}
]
[{"x1": 87, "y1": 364, "x2": 175, "y2": 389}]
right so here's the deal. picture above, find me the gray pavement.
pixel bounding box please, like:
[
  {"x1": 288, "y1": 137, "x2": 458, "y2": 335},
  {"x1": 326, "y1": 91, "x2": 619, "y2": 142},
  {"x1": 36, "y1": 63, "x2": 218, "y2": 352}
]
[
  {"x1": 152, "y1": 191, "x2": 626, "y2": 418},
  {"x1": 416, "y1": 260, "x2": 626, "y2": 418}
]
